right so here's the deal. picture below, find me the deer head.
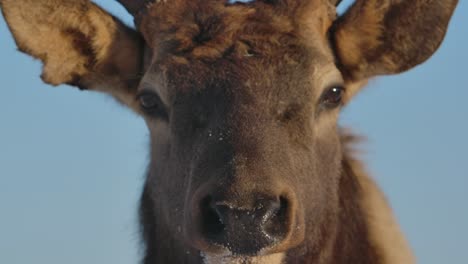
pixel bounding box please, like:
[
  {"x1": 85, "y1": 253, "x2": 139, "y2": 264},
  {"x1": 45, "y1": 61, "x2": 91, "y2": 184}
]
[{"x1": 0, "y1": 0, "x2": 458, "y2": 263}]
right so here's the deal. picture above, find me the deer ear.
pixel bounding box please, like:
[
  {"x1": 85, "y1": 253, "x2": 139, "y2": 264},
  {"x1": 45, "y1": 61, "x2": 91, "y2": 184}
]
[
  {"x1": 0, "y1": 0, "x2": 144, "y2": 110},
  {"x1": 331, "y1": 0, "x2": 458, "y2": 82}
]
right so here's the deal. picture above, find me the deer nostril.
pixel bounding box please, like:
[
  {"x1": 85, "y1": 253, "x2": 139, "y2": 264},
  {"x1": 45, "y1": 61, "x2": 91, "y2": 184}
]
[
  {"x1": 190, "y1": 190, "x2": 302, "y2": 255},
  {"x1": 200, "y1": 196, "x2": 225, "y2": 237},
  {"x1": 262, "y1": 196, "x2": 289, "y2": 237},
  {"x1": 198, "y1": 194, "x2": 291, "y2": 253}
]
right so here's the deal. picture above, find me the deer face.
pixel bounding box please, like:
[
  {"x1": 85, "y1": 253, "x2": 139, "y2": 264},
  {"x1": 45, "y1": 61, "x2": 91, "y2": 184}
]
[
  {"x1": 0, "y1": 0, "x2": 458, "y2": 262},
  {"x1": 137, "y1": 1, "x2": 346, "y2": 257}
]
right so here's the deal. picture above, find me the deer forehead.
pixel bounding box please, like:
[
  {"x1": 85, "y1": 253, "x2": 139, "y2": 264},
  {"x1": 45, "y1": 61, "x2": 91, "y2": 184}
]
[{"x1": 137, "y1": 0, "x2": 334, "y2": 60}]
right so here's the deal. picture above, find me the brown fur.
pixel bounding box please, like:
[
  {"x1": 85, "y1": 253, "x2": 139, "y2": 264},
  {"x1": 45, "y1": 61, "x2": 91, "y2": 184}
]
[
  {"x1": 0, "y1": 0, "x2": 458, "y2": 263},
  {"x1": 0, "y1": 0, "x2": 143, "y2": 108},
  {"x1": 331, "y1": 0, "x2": 459, "y2": 81}
]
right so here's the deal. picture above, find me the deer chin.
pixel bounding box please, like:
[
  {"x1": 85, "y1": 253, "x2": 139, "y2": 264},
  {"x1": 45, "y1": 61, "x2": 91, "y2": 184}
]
[{"x1": 202, "y1": 252, "x2": 285, "y2": 264}]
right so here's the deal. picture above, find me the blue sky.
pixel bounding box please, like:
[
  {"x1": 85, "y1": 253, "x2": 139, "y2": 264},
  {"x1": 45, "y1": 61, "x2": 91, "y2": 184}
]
[{"x1": 0, "y1": 1, "x2": 466, "y2": 263}]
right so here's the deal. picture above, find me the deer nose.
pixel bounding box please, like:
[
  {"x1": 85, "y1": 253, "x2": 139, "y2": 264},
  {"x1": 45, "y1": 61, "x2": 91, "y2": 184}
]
[{"x1": 199, "y1": 195, "x2": 290, "y2": 255}]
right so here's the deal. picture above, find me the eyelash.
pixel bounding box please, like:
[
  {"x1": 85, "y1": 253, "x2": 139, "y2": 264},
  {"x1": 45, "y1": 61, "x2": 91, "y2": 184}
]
[
  {"x1": 137, "y1": 91, "x2": 169, "y2": 120},
  {"x1": 319, "y1": 86, "x2": 345, "y2": 109}
]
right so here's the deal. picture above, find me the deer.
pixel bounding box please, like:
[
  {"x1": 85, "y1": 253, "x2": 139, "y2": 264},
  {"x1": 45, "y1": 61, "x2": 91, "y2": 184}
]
[{"x1": 0, "y1": 0, "x2": 459, "y2": 263}]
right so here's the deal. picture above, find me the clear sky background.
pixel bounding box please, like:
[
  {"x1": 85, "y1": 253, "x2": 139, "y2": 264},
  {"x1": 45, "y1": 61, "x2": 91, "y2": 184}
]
[{"x1": 0, "y1": 1, "x2": 466, "y2": 263}]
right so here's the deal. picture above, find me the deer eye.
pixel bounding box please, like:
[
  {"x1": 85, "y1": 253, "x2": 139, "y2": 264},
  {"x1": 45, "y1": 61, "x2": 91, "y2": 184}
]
[
  {"x1": 320, "y1": 86, "x2": 345, "y2": 109},
  {"x1": 138, "y1": 92, "x2": 168, "y2": 120}
]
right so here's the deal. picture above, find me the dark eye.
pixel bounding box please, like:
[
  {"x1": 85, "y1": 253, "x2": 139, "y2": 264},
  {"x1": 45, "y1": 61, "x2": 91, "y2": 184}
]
[
  {"x1": 138, "y1": 92, "x2": 168, "y2": 119},
  {"x1": 320, "y1": 86, "x2": 345, "y2": 109}
]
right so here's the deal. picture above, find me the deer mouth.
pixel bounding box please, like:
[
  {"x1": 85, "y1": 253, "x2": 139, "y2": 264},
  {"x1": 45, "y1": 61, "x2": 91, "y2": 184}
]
[{"x1": 202, "y1": 251, "x2": 285, "y2": 264}]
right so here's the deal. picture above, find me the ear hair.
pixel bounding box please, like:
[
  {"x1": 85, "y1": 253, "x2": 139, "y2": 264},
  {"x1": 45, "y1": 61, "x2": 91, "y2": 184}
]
[
  {"x1": 330, "y1": 0, "x2": 458, "y2": 81},
  {"x1": 1, "y1": 0, "x2": 145, "y2": 112}
]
